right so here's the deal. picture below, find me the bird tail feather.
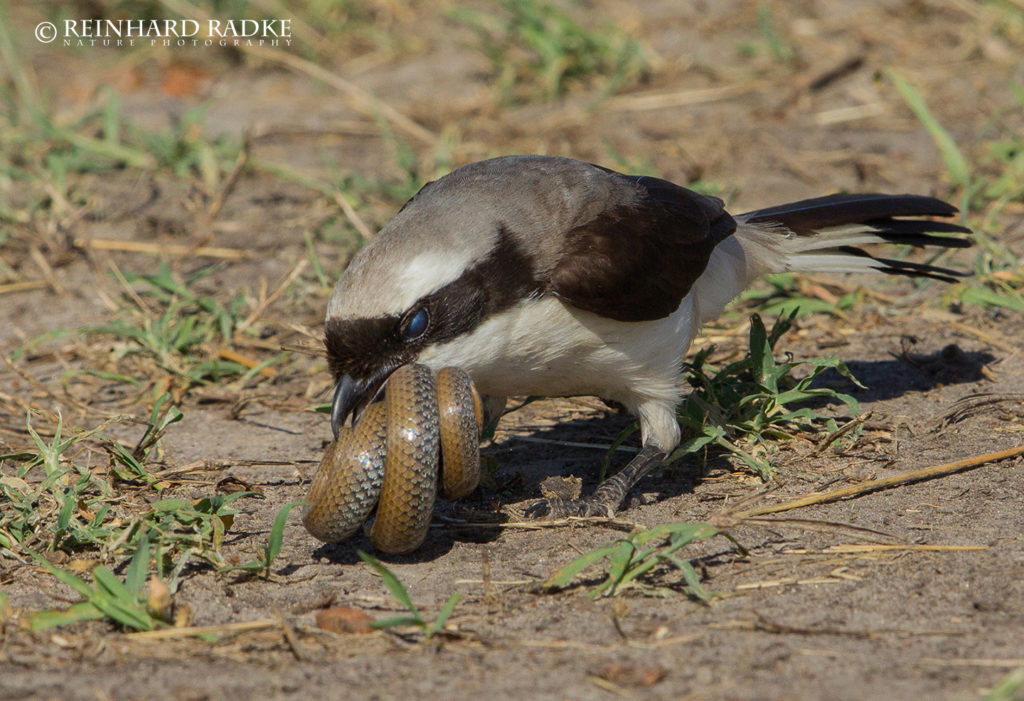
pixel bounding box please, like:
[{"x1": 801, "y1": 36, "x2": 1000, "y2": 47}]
[{"x1": 736, "y1": 193, "x2": 972, "y2": 283}]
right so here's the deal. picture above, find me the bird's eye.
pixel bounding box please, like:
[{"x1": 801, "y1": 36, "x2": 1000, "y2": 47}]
[{"x1": 402, "y1": 308, "x2": 429, "y2": 340}]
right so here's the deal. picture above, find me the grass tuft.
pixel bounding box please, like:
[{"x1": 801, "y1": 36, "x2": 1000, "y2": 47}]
[
  {"x1": 84, "y1": 261, "x2": 287, "y2": 389},
  {"x1": 221, "y1": 501, "x2": 307, "y2": 580},
  {"x1": 450, "y1": 0, "x2": 647, "y2": 104},
  {"x1": 0, "y1": 402, "x2": 261, "y2": 591},
  {"x1": 668, "y1": 311, "x2": 862, "y2": 479},
  {"x1": 25, "y1": 535, "x2": 169, "y2": 631},
  {"x1": 544, "y1": 522, "x2": 741, "y2": 598}
]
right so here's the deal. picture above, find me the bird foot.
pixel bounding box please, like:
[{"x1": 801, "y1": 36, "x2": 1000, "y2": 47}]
[
  {"x1": 524, "y1": 496, "x2": 617, "y2": 520},
  {"x1": 524, "y1": 446, "x2": 668, "y2": 521}
]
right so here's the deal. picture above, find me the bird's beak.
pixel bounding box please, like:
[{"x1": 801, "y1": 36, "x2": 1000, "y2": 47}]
[{"x1": 329, "y1": 369, "x2": 392, "y2": 439}]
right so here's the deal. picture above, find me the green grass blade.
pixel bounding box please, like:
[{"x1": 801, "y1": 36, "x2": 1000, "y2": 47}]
[
  {"x1": 612, "y1": 552, "x2": 661, "y2": 594},
  {"x1": 959, "y1": 285, "x2": 1024, "y2": 312},
  {"x1": 599, "y1": 540, "x2": 636, "y2": 596},
  {"x1": 660, "y1": 554, "x2": 711, "y2": 602},
  {"x1": 27, "y1": 550, "x2": 155, "y2": 631},
  {"x1": 543, "y1": 543, "x2": 620, "y2": 589},
  {"x1": 748, "y1": 314, "x2": 773, "y2": 388},
  {"x1": 238, "y1": 352, "x2": 289, "y2": 383},
  {"x1": 304, "y1": 231, "x2": 330, "y2": 288},
  {"x1": 370, "y1": 615, "x2": 426, "y2": 630},
  {"x1": 887, "y1": 68, "x2": 970, "y2": 187},
  {"x1": 92, "y1": 566, "x2": 136, "y2": 601},
  {"x1": 427, "y1": 592, "x2": 462, "y2": 637},
  {"x1": 657, "y1": 522, "x2": 719, "y2": 548},
  {"x1": 600, "y1": 422, "x2": 639, "y2": 481},
  {"x1": 150, "y1": 498, "x2": 191, "y2": 512},
  {"x1": 358, "y1": 550, "x2": 423, "y2": 623},
  {"x1": 124, "y1": 534, "x2": 150, "y2": 596},
  {"x1": 44, "y1": 123, "x2": 156, "y2": 170},
  {"x1": 56, "y1": 490, "x2": 75, "y2": 536},
  {"x1": 757, "y1": 1, "x2": 794, "y2": 63},
  {"x1": 222, "y1": 562, "x2": 266, "y2": 573},
  {"x1": 262, "y1": 501, "x2": 306, "y2": 575},
  {"x1": 27, "y1": 550, "x2": 95, "y2": 599},
  {"x1": 87, "y1": 592, "x2": 155, "y2": 630},
  {"x1": 983, "y1": 667, "x2": 1024, "y2": 701},
  {"x1": 25, "y1": 601, "x2": 106, "y2": 630}
]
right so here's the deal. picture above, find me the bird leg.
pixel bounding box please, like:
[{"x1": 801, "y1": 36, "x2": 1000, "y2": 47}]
[{"x1": 525, "y1": 444, "x2": 667, "y2": 518}]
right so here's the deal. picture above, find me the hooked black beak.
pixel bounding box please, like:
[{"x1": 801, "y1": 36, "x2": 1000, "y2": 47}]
[{"x1": 329, "y1": 369, "x2": 392, "y2": 439}]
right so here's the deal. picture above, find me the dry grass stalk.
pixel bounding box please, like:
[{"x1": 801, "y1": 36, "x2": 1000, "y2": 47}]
[{"x1": 730, "y1": 444, "x2": 1024, "y2": 518}]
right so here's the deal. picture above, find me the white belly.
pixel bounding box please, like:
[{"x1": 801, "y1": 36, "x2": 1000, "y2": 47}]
[{"x1": 417, "y1": 294, "x2": 698, "y2": 411}]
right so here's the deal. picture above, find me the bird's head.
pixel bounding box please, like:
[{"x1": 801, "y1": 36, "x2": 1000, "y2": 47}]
[{"x1": 323, "y1": 160, "x2": 560, "y2": 438}]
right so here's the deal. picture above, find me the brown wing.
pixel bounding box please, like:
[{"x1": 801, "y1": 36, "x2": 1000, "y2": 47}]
[{"x1": 548, "y1": 176, "x2": 736, "y2": 322}]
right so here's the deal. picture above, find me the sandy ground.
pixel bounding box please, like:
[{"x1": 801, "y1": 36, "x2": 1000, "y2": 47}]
[{"x1": 2, "y1": 1, "x2": 1024, "y2": 699}]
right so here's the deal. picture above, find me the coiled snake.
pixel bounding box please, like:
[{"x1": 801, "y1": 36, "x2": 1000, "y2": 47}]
[{"x1": 303, "y1": 364, "x2": 483, "y2": 554}]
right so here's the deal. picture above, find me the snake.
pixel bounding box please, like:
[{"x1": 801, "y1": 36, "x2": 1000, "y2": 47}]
[{"x1": 302, "y1": 364, "x2": 483, "y2": 554}]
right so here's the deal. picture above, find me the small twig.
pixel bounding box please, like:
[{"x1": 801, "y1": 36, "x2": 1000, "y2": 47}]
[
  {"x1": 181, "y1": 136, "x2": 251, "y2": 259},
  {"x1": 148, "y1": 460, "x2": 240, "y2": 479},
  {"x1": 216, "y1": 348, "x2": 278, "y2": 378},
  {"x1": 919, "y1": 657, "x2": 1024, "y2": 668},
  {"x1": 333, "y1": 191, "x2": 374, "y2": 241},
  {"x1": 236, "y1": 258, "x2": 308, "y2": 333},
  {"x1": 443, "y1": 516, "x2": 642, "y2": 532},
  {"x1": 106, "y1": 258, "x2": 151, "y2": 315},
  {"x1": 0, "y1": 280, "x2": 47, "y2": 295},
  {"x1": 29, "y1": 246, "x2": 64, "y2": 295},
  {"x1": 940, "y1": 392, "x2": 1024, "y2": 429},
  {"x1": 822, "y1": 544, "x2": 987, "y2": 553},
  {"x1": 148, "y1": 458, "x2": 310, "y2": 480},
  {"x1": 605, "y1": 82, "x2": 766, "y2": 112},
  {"x1": 948, "y1": 320, "x2": 1019, "y2": 355},
  {"x1": 123, "y1": 618, "x2": 279, "y2": 640},
  {"x1": 587, "y1": 675, "x2": 633, "y2": 698},
  {"x1": 738, "y1": 516, "x2": 895, "y2": 542},
  {"x1": 808, "y1": 55, "x2": 866, "y2": 92},
  {"x1": 0, "y1": 353, "x2": 101, "y2": 417},
  {"x1": 811, "y1": 411, "x2": 873, "y2": 456},
  {"x1": 275, "y1": 607, "x2": 308, "y2": 661},
  {"x1": 813, "y1": 102, "x2": 886, "y2": 126},
  {"x1": 711, "y1": 618, "x2": 963, "y2": 637},
  {"x1": 207, "y1": 136, "x2": 249, "y2": 222},
  {"x1": 246, "y1": 45, "x2": 438, "y2": 146},
  {"x1": 284, "y1": 322, "x2": 324, "y2": 343},
  {"x1": 481, "y1": 550, "x2": 493, "y2": 607},
  {"x1": 730, "y1": 444, "x2": 1024, "y2": 518},
  {"x1": 511, "y1": 633, "x2": 703, "y2": 650},
  {"x1": 79, "y1": 238, "x2": 248, "y2": 260},
  {"x1": 454, "y1": 578, "x2": 533, "y2": 587},
  {"x1": 753, "y1": 613, "x2": 874, "y2": 638},
  {"x1": 510, "y1": 435, "x2": 639, "y2": 453}
]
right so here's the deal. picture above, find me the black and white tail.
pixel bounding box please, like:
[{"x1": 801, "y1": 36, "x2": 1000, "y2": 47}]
[{"x1": 737, "y1": 193, "x2": 973, "y2": 282}]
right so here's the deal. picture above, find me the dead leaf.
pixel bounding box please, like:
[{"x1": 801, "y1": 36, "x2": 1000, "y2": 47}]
[
  {"x1": 147, "y1": 575, "x2": 172, "y2": 620},
  {"x1": 315, "y1": 606, "x2": 374, "y2": 635},
  {"x1": 594, "y1": 661, "x2": 666, "y2": 687},
  {"x1": 160, "y1": 61, "x2": 210, "y2": 97}
]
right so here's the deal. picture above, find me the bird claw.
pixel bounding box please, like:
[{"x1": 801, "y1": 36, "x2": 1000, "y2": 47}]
[{"x1": 524, "y1": 496, "x2": 616, "y2": 520}]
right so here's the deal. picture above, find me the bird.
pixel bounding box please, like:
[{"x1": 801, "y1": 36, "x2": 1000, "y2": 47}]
[{"x1": 324, "y1": 155, "x2": 971, "y2": 518}]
